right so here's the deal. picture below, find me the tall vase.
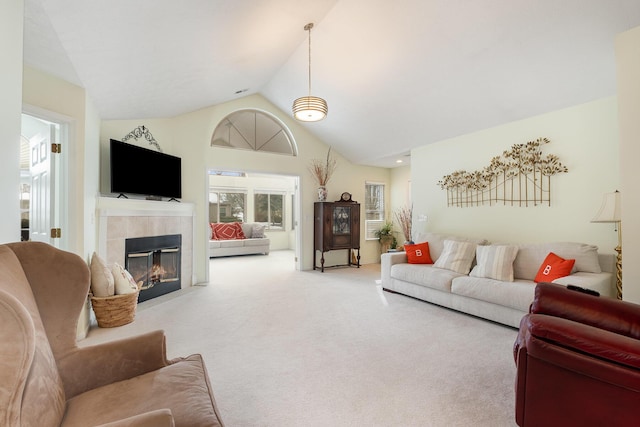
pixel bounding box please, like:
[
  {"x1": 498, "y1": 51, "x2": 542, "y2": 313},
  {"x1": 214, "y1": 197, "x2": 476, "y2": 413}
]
[{"x1": 318, "y1": 186, "x2": 327, "y2": 201}]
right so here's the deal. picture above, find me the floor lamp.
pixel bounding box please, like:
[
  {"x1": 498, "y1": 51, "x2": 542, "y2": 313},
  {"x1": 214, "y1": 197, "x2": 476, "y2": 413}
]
[{"x1": 591, "y1": 190, "x2": 622, "y2": 299}]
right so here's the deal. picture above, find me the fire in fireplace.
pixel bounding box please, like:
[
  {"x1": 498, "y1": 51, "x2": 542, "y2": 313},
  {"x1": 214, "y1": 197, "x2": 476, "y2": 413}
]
[{"x1": 125, "y1": 234, "x2": 181, "y2": 302}]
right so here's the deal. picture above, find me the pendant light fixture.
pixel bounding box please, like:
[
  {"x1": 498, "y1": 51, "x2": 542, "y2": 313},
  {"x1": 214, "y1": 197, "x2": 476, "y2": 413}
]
[{"x1": 292, "y1": 23, "x2": 328, "y2": 122}]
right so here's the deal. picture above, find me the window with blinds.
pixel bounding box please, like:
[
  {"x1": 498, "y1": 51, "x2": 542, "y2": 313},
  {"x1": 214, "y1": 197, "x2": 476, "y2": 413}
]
[{"x1": 365, "y1": 182, "x2": 385, "y2": 240}]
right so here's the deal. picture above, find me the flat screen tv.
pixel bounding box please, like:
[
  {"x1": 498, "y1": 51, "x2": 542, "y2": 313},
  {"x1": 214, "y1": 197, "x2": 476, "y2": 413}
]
[{"x1": 110, "y1": 139, "x2": 182, "y2": 200}]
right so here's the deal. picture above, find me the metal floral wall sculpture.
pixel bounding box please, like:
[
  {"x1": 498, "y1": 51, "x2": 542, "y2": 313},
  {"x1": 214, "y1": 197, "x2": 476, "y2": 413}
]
[
  {"x1": 437, "y1": 138, "x2": 568, "y2": 207},
  {"x1": 122, "y1": 125, "x2": 162, "y2": 152}
]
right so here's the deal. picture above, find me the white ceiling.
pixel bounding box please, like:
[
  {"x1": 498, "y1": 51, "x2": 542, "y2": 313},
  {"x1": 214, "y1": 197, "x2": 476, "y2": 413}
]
[{"x1": 23, "y1": 0, "x2": 640, "y2": 168}]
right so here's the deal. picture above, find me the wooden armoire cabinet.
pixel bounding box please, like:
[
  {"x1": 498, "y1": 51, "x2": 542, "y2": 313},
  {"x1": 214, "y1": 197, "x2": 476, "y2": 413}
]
[{"x1": 313, "y1": 201, "x2": 360, "y2": 272}]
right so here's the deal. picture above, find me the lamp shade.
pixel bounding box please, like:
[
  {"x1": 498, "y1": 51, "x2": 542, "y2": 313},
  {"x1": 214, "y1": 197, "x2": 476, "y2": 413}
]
[
  {"x1": 292, "y1": 23, "x2": 328, "y2": 122},
  {"x1": 292, "y1": 96, "x2": 328, "y2": 122},
  {"x1": 591, "y1": 190, "x2": 621, "y2": 223}
]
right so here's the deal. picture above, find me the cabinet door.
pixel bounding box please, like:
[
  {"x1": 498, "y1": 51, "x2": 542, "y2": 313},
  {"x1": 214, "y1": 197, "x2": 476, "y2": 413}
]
[
  {"x1": 350, "y1": 204, "x2": 360, "y2": 248},
  {"x1": 332, "y1": 205, "x2": 351, "y2": 235},
  {"x1": 331, "y1": 205, "x2": 352, "y2": 248}
]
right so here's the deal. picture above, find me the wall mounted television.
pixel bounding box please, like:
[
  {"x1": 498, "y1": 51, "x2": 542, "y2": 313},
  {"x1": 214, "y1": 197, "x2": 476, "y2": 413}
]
[{"x1": 110, "y1": 139, "x2": 182, "y2": 200}]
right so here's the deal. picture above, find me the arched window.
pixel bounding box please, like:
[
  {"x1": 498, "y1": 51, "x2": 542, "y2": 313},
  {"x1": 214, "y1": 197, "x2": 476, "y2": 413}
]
[{"x1": 211, "y1": 109, "x2": 297, "y2": 156}]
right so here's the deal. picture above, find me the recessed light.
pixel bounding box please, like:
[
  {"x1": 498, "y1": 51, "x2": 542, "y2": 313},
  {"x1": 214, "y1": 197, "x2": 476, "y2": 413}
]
[
  {"x1": 396, "y1": 159, "x2": 403, "y2": 163},
  {"x1": 234, "y1": 88, "x2": 248, "y2": 95}
]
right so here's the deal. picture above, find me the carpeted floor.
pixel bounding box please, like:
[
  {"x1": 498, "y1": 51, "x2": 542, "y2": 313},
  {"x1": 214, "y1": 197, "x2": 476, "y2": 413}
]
[{"x1": 83, "y1": 250, "x2": 519, "y2": 426}]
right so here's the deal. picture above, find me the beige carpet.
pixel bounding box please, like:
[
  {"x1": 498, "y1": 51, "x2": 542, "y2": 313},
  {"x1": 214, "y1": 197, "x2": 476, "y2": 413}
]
[{"x1": 82, "y1": 250, "x2": 519, "y2": 427}]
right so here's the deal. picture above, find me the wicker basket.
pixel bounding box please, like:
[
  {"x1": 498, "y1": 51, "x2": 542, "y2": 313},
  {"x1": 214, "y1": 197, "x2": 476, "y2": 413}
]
[{"x1": 91, "y1": 291, "x2": 140, "y2": 328}]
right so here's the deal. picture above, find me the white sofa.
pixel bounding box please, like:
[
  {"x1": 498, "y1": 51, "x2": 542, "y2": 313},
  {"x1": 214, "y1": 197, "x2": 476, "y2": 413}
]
[
  {"x1": 381, "y1": 232, "x2": 615, "y2": 328},
  {"x1": 209, "y1": 222, "x2": 270, "y2": 258}
]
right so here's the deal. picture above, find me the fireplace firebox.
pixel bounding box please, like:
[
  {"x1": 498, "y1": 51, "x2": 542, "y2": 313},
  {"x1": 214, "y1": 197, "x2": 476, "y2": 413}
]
[{"x1": 125, "y1": 234, "x2": 181, "y2": 302}]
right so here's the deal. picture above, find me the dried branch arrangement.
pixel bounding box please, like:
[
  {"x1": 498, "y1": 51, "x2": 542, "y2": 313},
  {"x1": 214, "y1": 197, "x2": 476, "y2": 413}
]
[
  {"x1": 394, "y1": 205, "x2": 413, "y2": 242},
  {"x1": 309, "y1": 147, "x2": 337, "y2": 186},
  {"x1": 437, "y1": 138, "x2": 568, "y2": 207}
]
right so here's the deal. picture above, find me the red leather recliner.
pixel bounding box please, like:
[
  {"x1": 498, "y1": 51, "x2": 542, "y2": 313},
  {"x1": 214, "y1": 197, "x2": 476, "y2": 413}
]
[{"x1": 514, "y1": 282, "x2": 640, "y2": 427}]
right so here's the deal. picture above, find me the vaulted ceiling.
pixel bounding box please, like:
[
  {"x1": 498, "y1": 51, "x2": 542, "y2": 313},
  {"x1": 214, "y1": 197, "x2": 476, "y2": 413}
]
[{"x1": 23, "y1": 0, "x2": 640, "y2": 168}]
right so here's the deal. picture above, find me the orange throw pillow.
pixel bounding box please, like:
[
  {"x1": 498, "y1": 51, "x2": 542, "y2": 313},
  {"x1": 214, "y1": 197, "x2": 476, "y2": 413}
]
[
  {"x1": 405, "y1": 242, "x2": 434, "y2": 264},
  {"x1": 233, "y1": 222, "x2": 246, "y2": 239},
  {"x1": 212, "y1": 222, "x2": 246, "y2": 240},
  {"x1": 534, "y1": 252, "x2": 575, "y2": 283}
]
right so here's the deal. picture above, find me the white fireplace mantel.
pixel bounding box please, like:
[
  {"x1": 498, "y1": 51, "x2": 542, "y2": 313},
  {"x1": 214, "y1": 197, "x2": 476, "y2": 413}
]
[
  {"x1": 96, "y1": 196, "x2": 196, "y2": 288},
  {"x1": 97, "y1": 196, "x2": 195, "y2": 217}
]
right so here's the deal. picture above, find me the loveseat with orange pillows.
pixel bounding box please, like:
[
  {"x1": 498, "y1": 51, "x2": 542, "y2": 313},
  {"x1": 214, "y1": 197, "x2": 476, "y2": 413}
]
[
  {"x1": 381, "y1": 232, "x2": 615, "y2": 328},
  {"x1": 209, "y1": 222, "x2": 270, "y2": 258}
]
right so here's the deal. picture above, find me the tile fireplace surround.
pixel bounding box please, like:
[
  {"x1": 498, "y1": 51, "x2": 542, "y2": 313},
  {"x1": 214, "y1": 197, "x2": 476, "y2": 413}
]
[{"x1": 97, "y1": 197, "x2": 195, "y2": 290}]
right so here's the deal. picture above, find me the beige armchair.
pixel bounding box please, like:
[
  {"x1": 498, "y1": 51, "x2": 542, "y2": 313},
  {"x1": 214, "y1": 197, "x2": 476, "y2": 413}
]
[{"x1": 0, "y1": 242, "x2": 224, "y2": 426}]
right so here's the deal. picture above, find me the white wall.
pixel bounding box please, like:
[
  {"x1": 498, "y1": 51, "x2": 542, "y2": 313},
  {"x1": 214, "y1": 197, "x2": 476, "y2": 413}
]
[
  {"x1": 0, "y1": 0, "x2": 23, "y2": 243},
  {"x1": 101, "y1": 94, "x2": 391, "y2": 282},
  {"x1": 411, "y1": 97, "x2": 620, "y2": 254},
  {"x1": 389, "y1": 165, "x2": 412, "y2": 242},
  {"x1": 83, "y1": 94, "x2": 101, "y2": 257},
  {"x1": 616, "y1": 26, "x2": 640, "y2": 303}
]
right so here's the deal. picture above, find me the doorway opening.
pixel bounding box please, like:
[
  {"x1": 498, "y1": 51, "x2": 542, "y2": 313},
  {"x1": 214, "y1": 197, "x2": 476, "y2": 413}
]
[
  {"x1": 20, "y1": 112, "x2": 66, "y2": 248},
  {"x1": 206, "y1": 170, "x2": 301, "y2": 280}
]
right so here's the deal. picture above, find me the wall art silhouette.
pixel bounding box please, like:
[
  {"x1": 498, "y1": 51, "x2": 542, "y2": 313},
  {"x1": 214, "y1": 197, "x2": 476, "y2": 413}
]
[{"x1": 437, "y1": 138, "x2": 568, "y2": 207}]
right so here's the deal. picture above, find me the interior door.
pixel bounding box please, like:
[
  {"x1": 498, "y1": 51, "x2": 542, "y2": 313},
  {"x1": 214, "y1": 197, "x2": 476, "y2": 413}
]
[{"x1": 28, "y1": 122, "x2": 59, "y2": 246}]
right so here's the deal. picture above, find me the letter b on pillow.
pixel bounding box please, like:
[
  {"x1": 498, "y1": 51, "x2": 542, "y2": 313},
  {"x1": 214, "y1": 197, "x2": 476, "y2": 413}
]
[
  {"x1": 534, "y1": 252, "x2": 576, "y2": 283},
  {"x1": 405, "y1": 242, "x2": 433, "y2": 264}
]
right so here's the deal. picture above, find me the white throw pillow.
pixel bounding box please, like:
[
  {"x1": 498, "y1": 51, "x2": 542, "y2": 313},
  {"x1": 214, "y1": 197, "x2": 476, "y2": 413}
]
[
  {"x1": 112, "y1": 263, "x2": 139, "y2": 295},
  {"x1": 470, "y1": 245, "x2": 519, "y2": 282},
  {"x1": 434, "y1": 240, "x2": 477, "y2": 274},
  {"x1": 513, "y1": 242, "x2": 602, "y2": 280},
  {"x1": 90, "y1": 252, "x2": 114, "y2": 297},
  {"x1": 413, "y1": 232, "x2": 488, "y2": 262},
  {"x1": 252, "y1": 224, "x2": 266, "y2": 238}
]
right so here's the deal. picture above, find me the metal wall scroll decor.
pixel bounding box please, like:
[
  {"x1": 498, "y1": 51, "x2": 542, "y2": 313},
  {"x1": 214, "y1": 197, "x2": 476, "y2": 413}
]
[
  {"x1": 437, "y1": 137, "x2": 568, "y2": 208},
  {"x1": 122, "y1": 125, "x2": 162, "y2": 152}
]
